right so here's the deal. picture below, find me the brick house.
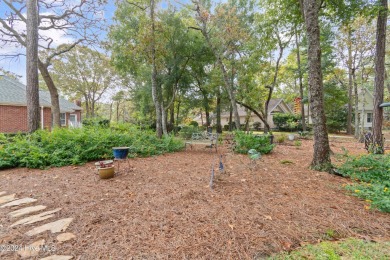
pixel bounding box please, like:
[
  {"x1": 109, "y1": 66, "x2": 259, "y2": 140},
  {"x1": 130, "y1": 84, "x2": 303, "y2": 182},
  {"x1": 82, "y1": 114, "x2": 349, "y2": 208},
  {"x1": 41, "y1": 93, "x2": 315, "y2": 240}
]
[{"x1": 0, "y1": 75, "x2": 82, "y2": 133}]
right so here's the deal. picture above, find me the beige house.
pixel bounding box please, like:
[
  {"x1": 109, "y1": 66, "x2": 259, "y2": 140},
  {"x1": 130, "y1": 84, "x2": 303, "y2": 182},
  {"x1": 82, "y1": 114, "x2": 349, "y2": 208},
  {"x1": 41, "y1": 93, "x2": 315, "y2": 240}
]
[
  {"x1": 357, "y1": 88, "x2": 374, "y2": 130},
  {"x1": 219, "y1": 99, "x2": 293, "y2": 129}
]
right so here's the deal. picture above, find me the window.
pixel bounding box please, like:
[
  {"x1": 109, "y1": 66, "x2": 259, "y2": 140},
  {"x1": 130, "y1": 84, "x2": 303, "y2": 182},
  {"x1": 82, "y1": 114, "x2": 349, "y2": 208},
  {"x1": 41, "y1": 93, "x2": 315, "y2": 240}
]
[
  {"x1": 69, "y1": 114, "x2": 77, "y2": 127},
  {"x1": 367, "y1": 113, "x2": 372, "y2": 123},
  {"x1": 60, "y1": 113, "x2": 66, "y2": 126}
]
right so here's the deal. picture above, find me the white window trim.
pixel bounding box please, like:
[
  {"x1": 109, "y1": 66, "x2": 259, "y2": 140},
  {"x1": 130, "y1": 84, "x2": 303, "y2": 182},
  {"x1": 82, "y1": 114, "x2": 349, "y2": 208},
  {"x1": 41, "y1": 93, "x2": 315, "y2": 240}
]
[{"x1": 60, "y1": 113, "x2": 67, "y2": 126}]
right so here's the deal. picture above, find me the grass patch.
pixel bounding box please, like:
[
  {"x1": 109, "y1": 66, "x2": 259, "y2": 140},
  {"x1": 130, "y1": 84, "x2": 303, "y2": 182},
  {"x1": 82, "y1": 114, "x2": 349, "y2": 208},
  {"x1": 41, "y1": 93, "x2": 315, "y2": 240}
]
[
  {"x1": 0, "y1": 124, "x2": 184, "y2": 169},
  {"x1": 337, "y1": 154, "x2": 390, "y2": 213},
  {"x1": 267, "y1": 238, "x2": 390, "y2": 260}
]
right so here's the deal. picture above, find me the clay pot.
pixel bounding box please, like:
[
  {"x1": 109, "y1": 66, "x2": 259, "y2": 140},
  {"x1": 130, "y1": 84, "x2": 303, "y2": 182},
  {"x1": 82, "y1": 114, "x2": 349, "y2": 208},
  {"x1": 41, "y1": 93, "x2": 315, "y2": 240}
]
[{"x1": 97, "y1": 166, "x2": 115, "y2": 179}]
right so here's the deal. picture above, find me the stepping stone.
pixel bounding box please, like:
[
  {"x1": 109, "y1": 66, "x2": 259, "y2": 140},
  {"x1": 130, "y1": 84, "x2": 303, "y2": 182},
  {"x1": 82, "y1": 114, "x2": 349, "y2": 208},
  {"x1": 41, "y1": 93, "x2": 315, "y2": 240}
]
[
  {"x1": 40, "y1": 255, "x2": 73, "y2": 260},
  {"x1": 11, "y1": 208, "x2": 62, "y2": 227},
  {"x1": 56, "y1": 232, "x2": 76, "y2": 242},
  {"x1": 0, "y1": 191, "x2": 6, "y2": 196},
  {"x1": 26, "y1": 218, "x2": 73, "y2": 236},
  {"x1": 17, "y1": 239, "x2": 45, "y2": 258},
  {"x1": 0, "y1": 197, "x2": 37, "y2": 208},
  {"x1": 9, "y1": 205, "x2": 47, "y2": 218},
  {"x1": 0, "y1": 194, "x2": 17, "y2": 204}
]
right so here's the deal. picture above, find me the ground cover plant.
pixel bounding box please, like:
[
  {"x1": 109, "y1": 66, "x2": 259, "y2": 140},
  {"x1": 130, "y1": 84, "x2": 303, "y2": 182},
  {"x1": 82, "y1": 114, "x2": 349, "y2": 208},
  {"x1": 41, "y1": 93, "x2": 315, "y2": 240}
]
[
  {"x1": 268, "y1": 238, "x2": 390, "y2": 260},
  {"x1": 234, "y1": 131, "x2": 275, "y2": 154},
  {"x1": 338, "y1": 154, "x2": 390, "y2": 212},
  {"x1": 0, "y1": 124, "x2": 184, "y2": 169}
]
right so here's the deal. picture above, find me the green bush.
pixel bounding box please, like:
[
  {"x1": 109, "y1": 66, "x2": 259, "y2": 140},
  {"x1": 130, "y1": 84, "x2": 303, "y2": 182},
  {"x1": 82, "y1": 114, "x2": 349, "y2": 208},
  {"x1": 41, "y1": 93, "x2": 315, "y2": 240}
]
[
  {"x1": 82, "y1": 117, "x2": 110, "y2": 128},
  {"x1": 179, "y1": 126, "x2": 200, "y2": 139},
  {"x1": 233, "y1": 131, "x2": 275, "y2": 155},
  {"x1": 189, "y1": 121, "x2": 199, "y2": 127},
  {"x1": 0, "y1": 125, "x2": 184, "y2": 170},
  {"x1": 337, "y1": 154, "x2": 390, "y2": 213},
  {"x1": 273, "y1": 113, "x2": 302, "y2": 132}
]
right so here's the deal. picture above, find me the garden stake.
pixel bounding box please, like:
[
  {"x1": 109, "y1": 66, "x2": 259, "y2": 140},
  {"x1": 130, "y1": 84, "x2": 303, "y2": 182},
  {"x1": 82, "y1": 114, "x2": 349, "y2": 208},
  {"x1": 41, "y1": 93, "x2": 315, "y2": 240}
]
[
  {"x1": 219, "y1": 155, "x2": 224, "y2": 173},
  {"x1": 209, "y1": 165, "x2": 214, "y2": 190}
]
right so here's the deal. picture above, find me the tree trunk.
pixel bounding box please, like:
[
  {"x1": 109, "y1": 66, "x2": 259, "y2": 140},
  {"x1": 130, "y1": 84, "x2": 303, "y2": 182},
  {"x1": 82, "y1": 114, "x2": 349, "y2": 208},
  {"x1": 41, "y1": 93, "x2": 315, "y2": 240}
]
[
  {"x1": 109, "y1": 102, "x2": 113, "y2": 122},
  {"x1": 38, "y1": 60, "x2": 61, "y2": 128},
  {"x1": 217, "y1": 59, "x2": 240, "y2": 130},
  {"x1": 244, "y1": 109, "x2": 251, "y2": 133},
  {"x1": 151, "y1": 0, "x2": 162, "y2": 138},
  {"x1": 295, "y1": 28, "x2": 306, "y2": 132},
  {"x1": 26, "y1": 0, "x2": 40, "y2": 133},
  {"x1": 353, "y1": 70, "x2": 359, "y2": 138},
  {"x1": 176, "y1": 98, "x2": 181, "y2": 127},
  {"x1": 169, "y1": 103, "x2": 175, "y2": 126},
  {"x1": 372, "y1": 0, "x2": 388, "y2": 154},
  {"x1": 116, "y1": 101, "x2": 120, "y2": 122},
  {"x1": 161, "y1": 103, "x2": 168, "y2": 135},
  {"x1": 216, "y1": 89, "x2": 222, "y2": 133},
  {"x1": 229, "y1": 105, "x2": 233, "y2": 131},
  {"x1": 346, "y1": 28, "x2": 353, "y2": 135},
  {"x1": 303, "y1": 0, "x2": 332, "y2": 171}
]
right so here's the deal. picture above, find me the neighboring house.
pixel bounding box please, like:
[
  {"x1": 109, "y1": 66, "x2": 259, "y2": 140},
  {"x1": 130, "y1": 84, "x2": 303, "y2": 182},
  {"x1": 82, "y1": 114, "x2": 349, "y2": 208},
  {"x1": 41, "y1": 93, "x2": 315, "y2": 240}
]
[
  {"x1": 194, "y1": 99, "x2": 293, "y2": 129},
  {"x1": 357, "y1": 87, "x2": 374, "y2": 131},
  {"x1": 0, "y1": 75, "x2": 82, "y2": 133}
]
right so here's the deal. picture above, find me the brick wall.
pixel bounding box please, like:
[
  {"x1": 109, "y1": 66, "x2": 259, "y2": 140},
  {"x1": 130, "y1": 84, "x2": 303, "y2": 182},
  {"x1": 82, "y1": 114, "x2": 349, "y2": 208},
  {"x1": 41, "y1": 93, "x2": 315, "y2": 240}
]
[
  {"x1": 0, "y1": 105, "x2": 28, "y2": 133},
  {"x1": 0, "y1": 105, "x2": 54, "y2": 133},
  {"x1": 43, "y1": 107, "x2": 52, "y2": 131}
]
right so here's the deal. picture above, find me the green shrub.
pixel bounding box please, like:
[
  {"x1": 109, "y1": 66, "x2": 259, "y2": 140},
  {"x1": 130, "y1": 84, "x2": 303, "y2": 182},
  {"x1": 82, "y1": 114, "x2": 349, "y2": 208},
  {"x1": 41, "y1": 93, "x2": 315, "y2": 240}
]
[
  {"x1": 337, "y1": 154, "x2": 390, "y2": 213},
  {"x1": 233, "y1": 131, "x2": 275, "y2": 155},
  {"x1": 273, "y1": 113, "x2": 302, "y2": 131},
  {"x1": 179, "y1": 126, "x2": 200, "y2": 139},
  {"x1": 189, "y1": 121, "x2": 199, "y2": 127},
  {"x1": 275, "y1": 134, "x2": 286, "y2": 143},
  {"x1": 82, "y1": 117, "x2": 110, "y2": 128},
  {"x1": 0, "y1": 125, "x2": 184, "y2": 170}
]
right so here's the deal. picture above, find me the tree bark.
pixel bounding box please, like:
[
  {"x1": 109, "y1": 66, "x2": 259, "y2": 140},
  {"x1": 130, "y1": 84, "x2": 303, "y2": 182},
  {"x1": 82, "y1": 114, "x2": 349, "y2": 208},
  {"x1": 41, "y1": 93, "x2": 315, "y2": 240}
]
[
  {"x1": 303, "y1": 0, "x2": 332, "y2": 171},
  {"x1": 26, "y1": 0, "x2": 40, "y2": 133},
  {"x1": 295, "y1": 28, "x2": 306, "y2": 132},
  {"x1": 216, "y1": 88, "x2": 222, "y2": 133},
  {"x1": 353, "y1": 70, "x2": 359, "y2": 138},
  {"x1": 151, "y1": 0, "x2": 162, "y2": 138},
  {"x1": 346, "y1": 28, "x2": 353, "y2": 135},
  {"x1": 38, "y1": 60, "x2": 61, "y2": 128},
  {"x1": 372, "y1": 0, "x2": 388, "y2": 154}
]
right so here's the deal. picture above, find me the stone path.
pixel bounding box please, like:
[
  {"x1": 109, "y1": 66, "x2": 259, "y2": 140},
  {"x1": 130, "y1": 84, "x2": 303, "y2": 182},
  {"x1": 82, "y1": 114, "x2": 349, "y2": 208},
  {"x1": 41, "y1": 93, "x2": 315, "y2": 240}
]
[{"x1": 0, "y1": 191, "x2": 75, "y2": 259}]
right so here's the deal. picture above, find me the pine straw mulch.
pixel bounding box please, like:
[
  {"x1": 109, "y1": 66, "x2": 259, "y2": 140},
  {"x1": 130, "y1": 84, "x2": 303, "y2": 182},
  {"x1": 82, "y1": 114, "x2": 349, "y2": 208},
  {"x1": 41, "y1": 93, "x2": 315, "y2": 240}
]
[{"x1": 0, "y1": 138, "x2": 389, "y2": 259}]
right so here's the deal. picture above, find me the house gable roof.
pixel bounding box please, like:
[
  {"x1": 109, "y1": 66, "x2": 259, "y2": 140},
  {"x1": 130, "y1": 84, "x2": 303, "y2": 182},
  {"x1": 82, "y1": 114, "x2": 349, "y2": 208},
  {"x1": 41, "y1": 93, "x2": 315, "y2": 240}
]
[
  {"x1": 0, "y1": 75, "x2": 81, "y2": 112},
  {"x1": 221, "y1": 99, "x2": 293, "y2": 117}
]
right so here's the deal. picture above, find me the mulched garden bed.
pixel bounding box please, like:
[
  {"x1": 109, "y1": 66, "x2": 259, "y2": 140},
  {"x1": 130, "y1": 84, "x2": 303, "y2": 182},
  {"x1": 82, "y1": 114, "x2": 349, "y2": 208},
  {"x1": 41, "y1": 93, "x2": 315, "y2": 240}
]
[{"x1": 0, "y1": 138, "x2": 389, "y2": 259}]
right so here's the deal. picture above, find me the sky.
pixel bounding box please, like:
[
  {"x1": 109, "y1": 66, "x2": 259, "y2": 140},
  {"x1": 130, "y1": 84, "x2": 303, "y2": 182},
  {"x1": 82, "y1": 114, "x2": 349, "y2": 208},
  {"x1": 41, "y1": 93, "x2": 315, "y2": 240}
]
[
  {"x1": 0, "y1": 0, "x2": 187, "y2": 84},
  {"x1": 0, "y1": 0, "x2": 117, "y2": 84}
]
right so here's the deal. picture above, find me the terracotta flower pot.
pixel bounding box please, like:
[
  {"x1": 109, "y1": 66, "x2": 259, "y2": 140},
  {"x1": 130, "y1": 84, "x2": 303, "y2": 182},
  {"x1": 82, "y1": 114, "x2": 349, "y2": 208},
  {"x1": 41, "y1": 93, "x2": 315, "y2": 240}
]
[{"x1": 97, "y1": 166, "x2": 115, "y2": 179}]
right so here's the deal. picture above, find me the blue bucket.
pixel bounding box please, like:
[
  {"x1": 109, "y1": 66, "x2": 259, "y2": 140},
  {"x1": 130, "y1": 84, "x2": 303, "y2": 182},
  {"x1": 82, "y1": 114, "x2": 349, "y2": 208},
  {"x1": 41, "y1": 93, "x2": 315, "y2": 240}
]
[{"x1": 112, "y1": 147, "x2": 129, "y2": 159}]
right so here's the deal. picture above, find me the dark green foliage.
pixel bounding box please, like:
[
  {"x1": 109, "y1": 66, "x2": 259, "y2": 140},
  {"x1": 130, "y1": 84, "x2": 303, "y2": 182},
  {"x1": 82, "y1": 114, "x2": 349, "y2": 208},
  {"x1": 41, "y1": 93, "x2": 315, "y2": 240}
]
[
  {"x1": 326, "y1": 107, "x2": 348, "y2": 133},
  {"x1": 189, "y1": 121, "x2": 199, "y2": 127},
  {"x1": 233, "y1": 131, "x2": 275, "y2": 155},
  {"x1": 179, "y1": 126, "x2": 200, "y2": 139},
  {"x1": 0, "y1": 125, "x2": 184, "y2": 169},
  {"x1": 338, "y1": 154, "x2": 390, "y2": 212},
  {"x1": 82, "y1": 118, "x2": 110, "y2": 128},
  {"x1": 273, "y1": 113, "x2": 302, "y2": 131}
]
